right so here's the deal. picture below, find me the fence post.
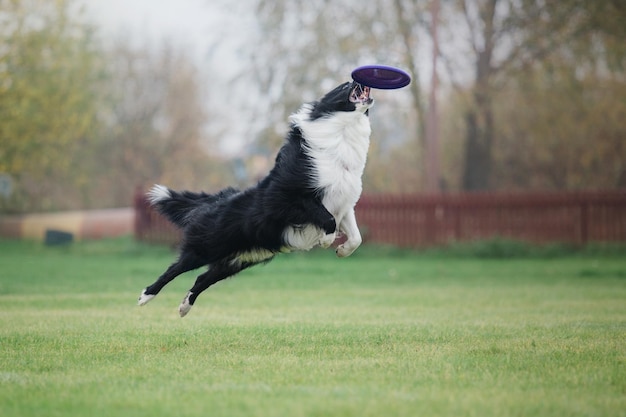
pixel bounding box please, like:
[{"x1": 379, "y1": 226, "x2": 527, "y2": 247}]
[
  {"x1": 580, "y1": 201, "x2": 589, "y2": 245},
  {"x1": 453, "y1": 199, "x2": 461, "y2": 241}
]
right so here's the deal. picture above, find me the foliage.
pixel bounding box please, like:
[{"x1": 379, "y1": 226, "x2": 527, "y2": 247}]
[
  {"x1": 492, "y1": 66, "x2": 626, "y2": 190},
  {"x1": 1, "y1": 0, "x2": 625, "y2": 213},
  {"x1": 244, "y1": 0, "x2": 626, "y2": 192},
  {"x1": 0, "y1": 1, "x2": 233, "y2": 213},
  {"x1": 0, "y1": 0, "x2": 103, "y2": 211},
  {"x1": 85, "y1": 39, "x2": 234, "y2": 209}
]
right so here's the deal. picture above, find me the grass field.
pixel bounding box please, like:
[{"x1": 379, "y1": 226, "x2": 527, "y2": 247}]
[{"x1": 0, "y1": 237, "x2": 625, "y2": 417}]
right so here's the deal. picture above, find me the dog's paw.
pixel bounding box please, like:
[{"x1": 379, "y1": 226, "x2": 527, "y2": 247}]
[
  {"x1": 336, "y1": 238, "x2": 361, "y2": 258},
  {"x1": 178, "y1": 292, "x2": 193, "y2": 317},
  {"x1": 319, "y1": 232, "x2": 337, "y2": 249},
  {"x1": 335, "y1": 244, "x2": 353, "y2": 258},
  {"x1": 138, "y1": 289, "x2": 155, "y2": 306}
]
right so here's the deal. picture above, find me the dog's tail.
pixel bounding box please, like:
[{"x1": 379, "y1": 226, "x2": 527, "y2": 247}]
[{"x1": 146, "y1": 184, "x2": 238, "y2": 228}]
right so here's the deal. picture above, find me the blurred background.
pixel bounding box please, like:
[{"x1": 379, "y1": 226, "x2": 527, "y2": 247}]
[{"x1": 0, "y1": 0, "x2": 624, "y2": 214}]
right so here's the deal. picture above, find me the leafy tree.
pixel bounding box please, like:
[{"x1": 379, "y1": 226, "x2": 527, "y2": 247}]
[
  {"x1": 0, "y1": 1, "x2": 232, "y2": 212},
  {"x1": 0, "y1": 0, "x2": 102, "y2": 211},
  {"x1": 489, "y1": 1, "x2": 626, "y2": 190},
  {"x1": 441, "y1": 0, "x2": 625, "y2": 190}
]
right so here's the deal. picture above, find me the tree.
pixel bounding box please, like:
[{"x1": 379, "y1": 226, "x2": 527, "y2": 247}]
[
  {"x1": 434, "y1": 0, "x2": 626, "y2": 191},
  {"x1": 223, "y1": 0, "x2": 626, "y2": 193},
  {"x1": 88, "y1": 39, "x2": 234, "y2": 208},
  {"x1": 492, "y1": 70, "x2": 626, "y2": 190},
  {"x1": 0, "y1": 0, "x2": 102, "y2": 211},
  {"x1": 489, "y1": 1, "x2": 626, "y2": 190},
  {"x1": 0, "y1": 2, "x2": 232, "y2": 212},
  {"x1": 442, "y1": 0, "x2": 617, "y2": 190},
  {"x1": 229, "y1": 0, "x2": 429, "y2": 192}
]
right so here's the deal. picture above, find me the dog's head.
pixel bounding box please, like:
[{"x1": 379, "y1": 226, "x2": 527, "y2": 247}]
[{"x1": 308, "y1": 81, "x2": 373, "y2": 120}]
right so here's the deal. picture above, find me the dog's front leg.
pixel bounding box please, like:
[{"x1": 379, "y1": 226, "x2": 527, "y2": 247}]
[
  {"x1": 284, "y1": 200, "x2": 336, "y2": 250},
  {"x1": 336, "y1": 208, "x2": 362, "y2": 257},
  {"x1": 316, "y1": 208, "x2": 337, "y2": 249},
  {"x1": 305, "y1": 200, "x2": 336, "y2": 249}
]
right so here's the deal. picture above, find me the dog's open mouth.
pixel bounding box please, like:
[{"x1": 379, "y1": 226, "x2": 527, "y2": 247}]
[{"x1": 349, "y1": 83, "x2": 372, "y2": 105}]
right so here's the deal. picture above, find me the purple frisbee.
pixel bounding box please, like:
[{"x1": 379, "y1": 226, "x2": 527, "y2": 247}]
[{"x1": 351, "y1": 65, "x2": 411, "y2": 90}]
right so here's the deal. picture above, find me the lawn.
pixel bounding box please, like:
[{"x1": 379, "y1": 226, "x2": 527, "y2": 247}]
[{"x1": 0, "y1": 238, "x2": 625, "y2": 417}]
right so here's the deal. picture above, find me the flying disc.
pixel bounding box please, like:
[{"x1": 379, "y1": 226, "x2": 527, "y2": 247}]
[{"x1": 351, "y1": 65, "x2": 411, "y2": 89}]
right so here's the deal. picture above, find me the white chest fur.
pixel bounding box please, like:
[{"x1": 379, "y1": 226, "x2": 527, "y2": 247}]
[{"x1": 291, "y1": 108, "x2": 371, "y2": 222}]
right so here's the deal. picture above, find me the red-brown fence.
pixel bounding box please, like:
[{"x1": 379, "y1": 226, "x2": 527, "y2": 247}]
[
  {"x1": 134, "y1": 189, "x2": 626, "y2": 247},
  {"x1": 134, "y1": 189, "x2": 182, "y2": 245},
  {"x1": 356, "y1": 191, "x2": 626, "y2": 247}
]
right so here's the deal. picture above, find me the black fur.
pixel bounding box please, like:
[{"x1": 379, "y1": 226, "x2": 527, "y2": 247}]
[
  {"x1": 309, "y1": 82, "x2": 355, "y2": 119},
  {"x1": 139, "y1": 81, "x2": 367, "y2": 313}
]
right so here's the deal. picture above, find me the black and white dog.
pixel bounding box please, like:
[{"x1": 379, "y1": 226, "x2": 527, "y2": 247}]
[{"x1": 138, "y1": 81, "x2": 373, "y2": 316}]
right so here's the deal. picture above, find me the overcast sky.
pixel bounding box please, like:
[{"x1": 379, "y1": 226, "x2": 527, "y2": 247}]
[
  {"x1": 82, "y1": 0, "x2": 256, "y2": 74},
  {"x1": 84, "y1": 0, "x2": 211, "y2": 46},
  {"x1": 82, "y1": 0, "x2": 260, "y2": 155}
]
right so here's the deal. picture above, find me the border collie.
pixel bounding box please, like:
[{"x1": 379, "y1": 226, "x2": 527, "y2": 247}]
[{"x1": 138, "y1": 81, "x2": 373, "y2": 317}]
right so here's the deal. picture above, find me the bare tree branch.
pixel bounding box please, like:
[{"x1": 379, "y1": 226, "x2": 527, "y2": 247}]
[
  {"x1": 494, "y1": 1, "x2": 586, "y2": 75},
  {"x1": 461, "y1": 0, "x2": 479, "y2": 55},
  {"x1": 392, "y1": 0, "x2": 426, "y2": 144}
]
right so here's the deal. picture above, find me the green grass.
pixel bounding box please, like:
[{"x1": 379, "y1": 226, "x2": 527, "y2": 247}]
[{"x1": 1, "y1": 237, "x2": 625, "y2": 417}]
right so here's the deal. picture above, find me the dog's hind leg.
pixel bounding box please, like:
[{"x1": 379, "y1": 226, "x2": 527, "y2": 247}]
[
  {"x1": 138, "y1": 252, "x2": 205, "y2": 306},
  {"x1": 178, "y1": 260, "x2": 250, "y2": 317}
]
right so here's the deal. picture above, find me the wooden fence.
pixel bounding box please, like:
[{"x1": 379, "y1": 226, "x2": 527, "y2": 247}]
[
  {"x1": 134, "y1": 189, "x2": 182, "y2": 245},
  {"x1": 134, "y1": 189, "x2": 626, "y2": 247},
  {"x1": 356, "y1": 191, "x2": 626, "y2": 247}
]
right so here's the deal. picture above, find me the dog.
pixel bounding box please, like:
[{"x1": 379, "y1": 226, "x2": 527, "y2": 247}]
[{"x1": 138, "y1": 80, "x2": 373, "y2": 317}]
